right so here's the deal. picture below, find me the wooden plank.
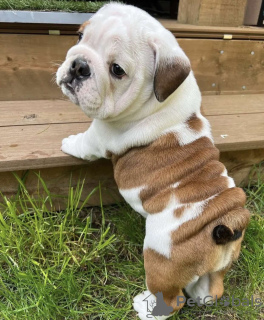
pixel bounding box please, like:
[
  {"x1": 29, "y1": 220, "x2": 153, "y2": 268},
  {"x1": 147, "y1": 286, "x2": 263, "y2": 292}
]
[
  {"x1": 1, "y1": 35, "x2": 264, "y2": 100},
  {"x1": 220, "y1": 149, "x2": 264, "y2": 186},
  {"x1": 177, "y1": 0, "x2": 201, "y2": 25},
  {"x1": 0, "y1": 100, "x2": 89, "y2": 127},
  {"x1": 2, "y1": 21, "x2": 264, "y2": 40},
  {"x1": 0, "y1": 34, "x2": 76, "y2": 101},
  {"x1": 0, "y1": 163, "x2": 121, "y2": 211},
  {"x1": 207, "y1": 113, "x2": 264, "y2": 151},
  {"x1": 0, "y1": 109, "x2": 263, "y2": 173},
  {"x1": 158, "y1": 20, "x2": 264, "y2": 38},
  {"x1": 1, "y1": 93, "x2": 263, "y2": 128},
  {"x1": 0, "y1": 122, "x2": 90, "y2": 172},
  {"x1": 178, "y1": 0, "x2": 247, "y2": 27},
  {"x1": 178, "y1": 39, "x2": 264, "y2": 95},
  {"x1": 202, "y1": 94, "x2": 264, "y2": 116}
]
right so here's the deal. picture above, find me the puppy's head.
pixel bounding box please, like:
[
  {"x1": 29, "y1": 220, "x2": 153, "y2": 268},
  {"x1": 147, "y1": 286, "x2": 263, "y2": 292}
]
[{"x1": 56, "y1": 3, "x2": 191, "y2": 120}]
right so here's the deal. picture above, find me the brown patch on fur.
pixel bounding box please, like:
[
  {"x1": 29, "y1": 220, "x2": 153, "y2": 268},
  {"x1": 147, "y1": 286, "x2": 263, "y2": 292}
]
[
  {"x1": 144, "y1": 203, "x2": 250, "y2": 312},
  {"x1": 172, "y1": 189, "x2": 249, "y2": 244},
  {"x1": 112, "y1": 134, "x2": 223, "y2": 213},
  {"x1": 154, "y1": 60, "x2": 191, "y2": 102},
  {"x1": 209, "y1": 267, "x2": 229, "y2": 299},
  {"x1": 174, "y1": 176, "x2": 229, "y2": 204},
  {"x1": 78, "y1": 21, "x2": 90, "y2": 33},
  {"x1": 174, "y1": 207, "x2": 185, "y2": 218},
  {"x1": 186, "y1": 113, "x2": 204, "y2": 132}
]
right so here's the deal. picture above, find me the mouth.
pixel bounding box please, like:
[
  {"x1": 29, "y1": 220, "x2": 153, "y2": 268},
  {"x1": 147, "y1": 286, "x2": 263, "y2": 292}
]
[{"x1": 63, "y1": 82, "x2": 75, "y2": 95}]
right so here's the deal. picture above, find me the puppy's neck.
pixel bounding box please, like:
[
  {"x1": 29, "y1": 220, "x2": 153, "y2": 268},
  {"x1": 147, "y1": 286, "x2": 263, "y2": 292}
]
[{"x1": 94, "y1": 72, "x2": 211, "y2": 156}]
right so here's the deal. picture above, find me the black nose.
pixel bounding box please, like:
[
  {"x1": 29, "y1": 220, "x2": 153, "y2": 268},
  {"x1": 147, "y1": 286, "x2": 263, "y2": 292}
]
[{"x1": 70, "y1": 58, "x2": 91, "y2": 80}]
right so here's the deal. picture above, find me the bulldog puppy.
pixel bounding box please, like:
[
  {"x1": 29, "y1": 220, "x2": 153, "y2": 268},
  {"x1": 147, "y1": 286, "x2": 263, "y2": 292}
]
[{"x1": 56, "y1": 3, "x2": 250, "y2": 319}]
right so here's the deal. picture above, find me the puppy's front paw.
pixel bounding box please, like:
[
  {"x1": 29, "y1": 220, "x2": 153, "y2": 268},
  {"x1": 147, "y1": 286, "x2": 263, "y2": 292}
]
[{"x1": 61, "y1": 133, "x2": 83, "y2": 158}]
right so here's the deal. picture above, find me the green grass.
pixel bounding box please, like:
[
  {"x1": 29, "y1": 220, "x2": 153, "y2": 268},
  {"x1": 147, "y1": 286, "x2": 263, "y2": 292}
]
[
  {"x1": 0, "y1": 166, "x2": 263, "y2": 320},
  {"x1": 0, "y1": 0, "x2": 108, "y2": 12}
]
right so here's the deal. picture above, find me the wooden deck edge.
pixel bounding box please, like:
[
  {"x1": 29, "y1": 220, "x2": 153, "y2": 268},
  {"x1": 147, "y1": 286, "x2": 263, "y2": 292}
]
[
  {"x1": 1, "y1": 149, "x2": 263, "y2": 210},
  {"x1": 0, "y1": 160, "x2": 122, "y2": 211},
  {"x1": 1, "y1": 20, "x2": 264, "y2": 40}
]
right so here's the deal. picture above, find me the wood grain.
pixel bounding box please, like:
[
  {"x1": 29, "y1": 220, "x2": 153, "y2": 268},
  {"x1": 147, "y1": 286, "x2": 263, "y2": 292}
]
[
  {"x1": 2, "y1": 21, "x2": 264, "y2": 40},
  {"x1": 0, "y1": 100, "x2": 263, "y2": 173},
  {"x1": 177, "y1": 0, "x2": 201, "y2": 25},
  {"x1": 208, "y1": 113, "x2": 264, "y2": 151},
  {"x1": 202, "y1": 94, "x2": 264, "y2": 115},
  {"x1": 178, "y1": 0, "x2": 247, "y2": 27},
  {"x1": 0, "y1": 122, "x2": 90, "y2": 172},
  {"x1": 1, "y1": 35, "x2": 264, "y2": 100},
  {"x1": 1, "y1": 94, "x2": 263, "y2": 128},
  {"x1": 0, "y1": 99, "x2": 89, "y2": 127},
  {"x1": 0, "y1": 34, "x2": 76, "y2": 101},
  {"x1": 178, "y1": 39, "x2": 264, "y2": 95},
  {"x1": 0, "y1": 163, "x2": 122, "y2": 211}
]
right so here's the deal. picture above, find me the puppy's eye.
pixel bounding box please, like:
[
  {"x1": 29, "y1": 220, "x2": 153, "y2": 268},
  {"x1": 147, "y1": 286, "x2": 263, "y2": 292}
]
[
  {"x1": 111, "y1": 63, "x2": 126, "y2": 79},
  {"x1": 77, "y1": 32, "x2": 83, "y2": 43}
]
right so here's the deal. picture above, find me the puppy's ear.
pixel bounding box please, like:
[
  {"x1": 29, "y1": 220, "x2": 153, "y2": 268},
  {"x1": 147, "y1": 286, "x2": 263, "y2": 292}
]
[
  {"x1": 213, "y1": 225, "x2": 242, "y2": 245},
  {"x1": 151, "y1": 37, "x2": 191, "y2": 102}
]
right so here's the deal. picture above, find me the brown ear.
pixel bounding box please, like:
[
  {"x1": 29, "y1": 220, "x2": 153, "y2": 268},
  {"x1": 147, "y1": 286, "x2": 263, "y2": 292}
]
[{"x1": 154, "y1": 58, "x2": 191, "y2": 102}]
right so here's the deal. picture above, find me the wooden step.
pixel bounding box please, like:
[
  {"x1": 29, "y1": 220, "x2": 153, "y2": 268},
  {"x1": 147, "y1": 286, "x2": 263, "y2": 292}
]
[
  {"x1": 1, "y1": 95, "x2": 264, "y2": 209},
  {"x1": 1, "y1": 95, "x2": 264, "y2": 173}
]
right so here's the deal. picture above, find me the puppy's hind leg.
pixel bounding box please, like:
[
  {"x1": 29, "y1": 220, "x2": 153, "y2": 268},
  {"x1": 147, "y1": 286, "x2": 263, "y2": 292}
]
[{"x1": 185, "y1": 268, "x2": 228, "y2": 304}]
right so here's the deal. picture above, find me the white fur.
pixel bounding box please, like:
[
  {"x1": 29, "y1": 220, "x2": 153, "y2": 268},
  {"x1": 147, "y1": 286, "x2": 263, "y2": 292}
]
[
  {"x1": 120, "y1": 187, "x2": 148, "y2": 218},
  {"x1": 185, "y1": 274, "x2": 212, "y2": 303},
  {"x1": 143, "y1": 195, "x2": 215, "y2": 258},
  {"x1": 214, "y1": 244, "x2": 234, "y2": 272},
  {"x1": 60, "y1": 72, "x2": 203, "y2": 159},
  {"x1": 221, "y1": 168, "x2": 236, "y2": 188}
]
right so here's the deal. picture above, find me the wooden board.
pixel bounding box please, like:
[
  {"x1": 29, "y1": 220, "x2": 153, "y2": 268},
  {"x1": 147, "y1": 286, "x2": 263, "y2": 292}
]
[
  {"x1": 178, "y1": 39, "x2": 264, "y2": 95},
  {"x1": 0, "y1": 95, "x2": 264, "y2": 173},
  {"x1": 0, "y1": 122, "x2": 90, "y2": 172},
  {"x1": 202, "y1": 94, "x2": 264, "y2": 115},
  {"x1": 158, "y1": 21, "x2": 264, "y2": 38},
  {"x1": 1, "y1": 94, "x2": 263, "y2": 127},
  {"x1": 0, "y1": 34, "x2": 76, "y2": 101},
  {"x1": 178, "y1": 0, "x2": 247, "y2": 27},
  {"x1": 1, "y1": 34, "x2": 264, "y2": 100},
  {"x1": 0, "y1": 99, "x2": 88, "y2": 127},
  {"x1": 208, "y1": 113, "x2": 264, "y2": 151},
  {"x1": 0, "y1": 163, "x2": 122, "y2": 211},
  {"x1": 2, "y1": 21, "x2": 264, "y2": 40}
]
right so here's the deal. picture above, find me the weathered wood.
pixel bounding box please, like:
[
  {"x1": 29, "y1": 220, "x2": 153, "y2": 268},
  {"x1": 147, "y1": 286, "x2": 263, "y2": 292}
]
[
  {"x1": 0, "y1": 122, "x2": 90, "y2": 172},
  {"x1": 0, "y1": 34, "x2": 76, "y2": 101},
  {"x1": 0, "y1": 94, "x2": 264, "y2": 173},
  {"x1": 202, "y1": 94, "x2": 264, "y2": 115},
  {"x1": 178, "y1": 0, "x2": 247, "y2": 27},
  {"x1": 178, "y1": 39, "x2": 264, "y2": 95},
  {"x1": 220, "y1": 149, "x2": 264, "y2": 186},
  {"x1": 1, "y1": 34, "x2": 264, "y2": 100},
  {"x1": 208, "y1": 113, "x2": 264, "y2": 151},
  {"x1": 0, "y1": 163, "x2": 122, "y2": 211},
  {"x1": 2, "y1": 20, "x2": 264, "y2": 40},
  {"x1": 0, "y1": 99, "x2": 88, "y2": 127}
]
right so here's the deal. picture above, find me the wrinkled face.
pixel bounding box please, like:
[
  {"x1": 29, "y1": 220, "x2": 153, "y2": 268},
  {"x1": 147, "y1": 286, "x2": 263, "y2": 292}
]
[
  {"x1": 56, "y1": 4, "x2": 191, "y2": 120},
  {"x1": 57, "y1": 6, "x2": 157, "y2": 120}
]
